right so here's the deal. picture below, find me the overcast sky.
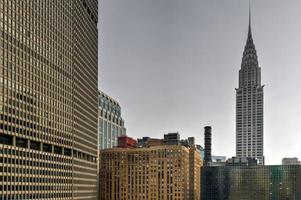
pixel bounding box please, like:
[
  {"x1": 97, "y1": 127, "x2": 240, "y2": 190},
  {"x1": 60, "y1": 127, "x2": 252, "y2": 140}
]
[{"x1": 98, "y1": 0, "x2": 301, "y2": 165}]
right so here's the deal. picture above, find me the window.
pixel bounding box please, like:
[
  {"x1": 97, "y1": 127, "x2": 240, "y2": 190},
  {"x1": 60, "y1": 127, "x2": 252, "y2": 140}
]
[
  {"x1": 54, "y1": 146, "x2": 62, "y2": 155},
  {"x1": 42, "y1": 143, "x2": 52, "y2": 153},
  {"x1": 64, "y1": 148, "x2": 71, "y2": 156},
  {"x1": 0, "y1": 133, "x2": 13, "y2": 145},
  {"x1": 16, "y1": 137, "x2": 27, "y2": 148},
  {"x1": 30, "y1": 141, "x2": 40, "y2": 150}
]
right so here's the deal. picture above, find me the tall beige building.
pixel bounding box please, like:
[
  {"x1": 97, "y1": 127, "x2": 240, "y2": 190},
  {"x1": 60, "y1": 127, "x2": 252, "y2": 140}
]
[
  {"x1": 0, "y1": 0, "x2": 98, "y2": 199},
  {"x1": 99, "y1": 136, "x2": 202, "y2": 200}
]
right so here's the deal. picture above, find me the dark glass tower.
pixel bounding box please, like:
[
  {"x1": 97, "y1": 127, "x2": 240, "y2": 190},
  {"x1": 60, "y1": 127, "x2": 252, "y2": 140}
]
[
  {"x1": 236, "y1": 7, "x2": 264, "y2": 165},
  {"x1": 201, "y1": 165, "x2": 301, "y2": 200}
]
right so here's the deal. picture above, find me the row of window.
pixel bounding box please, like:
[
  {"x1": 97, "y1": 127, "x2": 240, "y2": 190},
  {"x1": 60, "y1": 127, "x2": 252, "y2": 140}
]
[
  {"x1": 0, "y1": 193, "x2": 72, "y2": 200},
  {"x1": 99, "y1": 109, "x2": 124, "y2": 126},
  {"x1": 0, "y1": 134, "x2": 96, "y2": 163},
  {"x1": 1, "y1": 30, "x2": 72, "y2": 80},
  {"x1": 0, "y1": 175, "x2": 72, "y2": 184}
]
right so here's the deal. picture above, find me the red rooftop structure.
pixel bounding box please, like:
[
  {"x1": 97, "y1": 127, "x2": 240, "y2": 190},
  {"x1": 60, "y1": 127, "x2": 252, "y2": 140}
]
[{"x1": 118, "y1": 135, "x2": 137, "y2": 148}]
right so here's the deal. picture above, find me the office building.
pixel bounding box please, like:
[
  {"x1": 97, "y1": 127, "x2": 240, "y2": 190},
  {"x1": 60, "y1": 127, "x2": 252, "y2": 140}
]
[
  {"x1": 226, "y1": 156, "x2": 258, "y2": 166},
  {"x1": 138, "y1": 133, "x2": 197, "y2": 148},
  {"x1": 137, "y1": 137, "x2": 151, "y2": 147},
  {"x1": 236, "y1": 7, "x2": 264, "y2": 165},
  {"x1": 99, "y1": 134, "x2": 202, "y2": 200},
  {"x1": 163, "y1": 132, "x2": 181, "y2": 145},
  {"x1": 282, "y1": 157, "x2": 301, "y2": 165},
  {"x1": 201, "y1": 165, "x2": 301, "y2": 200},
  {"x1": 212, "y1": 156, "x2": 227, "y2": 162},
  {"x1": 0, "y1": 1, "x2": 98, "y2": 199},
  {"x1": 98, "y1": 91, "x2": 126, "y2": 150},
  {"x1": 208, "y1": 156, "x2": 227, "y2": 167},
  {"x1": 138, "y1": 137, "x2": 163, "y2": 147}
]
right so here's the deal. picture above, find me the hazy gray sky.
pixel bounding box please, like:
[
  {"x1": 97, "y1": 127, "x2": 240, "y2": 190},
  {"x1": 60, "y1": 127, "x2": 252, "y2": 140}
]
[{"x1": 98, "y1": 0, "x2": 301, "y2": 165}]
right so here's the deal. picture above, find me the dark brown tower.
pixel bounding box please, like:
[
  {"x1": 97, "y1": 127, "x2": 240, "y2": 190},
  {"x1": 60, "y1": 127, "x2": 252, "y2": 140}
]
[{"x1": 204, "y1": 126, "x2": 212, "y2": 166}]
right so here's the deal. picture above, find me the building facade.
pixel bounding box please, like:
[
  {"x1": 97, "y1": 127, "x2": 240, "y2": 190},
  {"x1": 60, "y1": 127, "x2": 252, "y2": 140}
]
[
  {"x1": 99, "y1": 136, "x2": 202, "y2": 200},
  {"x1": 98, "y1": 91, "x2": 126, "y2": 150},
  {"x1": 226, "y1": 156, "x2": 258, "y2": 166},
  {"x1": 236, "y1": 9, "x2": 264, "y2": 165},
  {"x1": 117, "y1": 135, "x2": 137, "y2": 148},
  {"x1": 282, "y1": 157, "x2": 301, "y2": 165},
  {"x1": 0, "y1": 1, "x2": 98, "y2": 199},
  {"x1": 208, "y1": 156, "x2": 227, "y2": 167},
  {"x1": 201, "y1": 165, "x2": 301, "y2": 200}
]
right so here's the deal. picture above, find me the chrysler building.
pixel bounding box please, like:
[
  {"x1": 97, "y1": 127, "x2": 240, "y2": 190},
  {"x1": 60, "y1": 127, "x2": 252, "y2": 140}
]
[{"x1": 236, "y1": 7, "x2": 264, "y2": 165}]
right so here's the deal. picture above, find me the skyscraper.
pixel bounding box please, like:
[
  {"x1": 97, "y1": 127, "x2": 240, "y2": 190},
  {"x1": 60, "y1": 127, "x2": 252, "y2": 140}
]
[
  {"x1": 0, "y1": 1, "x2": 98, "y2": 199},
  {"x1": 236, "y1": 7, "x2": 264, "y2": 165},
  {"x1": 98, "y1": 91, "x2": 126, "y2": 150}
]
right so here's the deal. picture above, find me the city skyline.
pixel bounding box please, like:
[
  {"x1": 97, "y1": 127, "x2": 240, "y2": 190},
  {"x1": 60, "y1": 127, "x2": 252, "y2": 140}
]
[
  {"x1": 2, "y1": 1, "x2": 300, "y2": 199},
  {"x1": 99, "y1": 0, "x2": 301, "y2": 165}
]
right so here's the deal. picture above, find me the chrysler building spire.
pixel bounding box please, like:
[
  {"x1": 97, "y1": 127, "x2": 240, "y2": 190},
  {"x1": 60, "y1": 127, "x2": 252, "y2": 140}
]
[
  {"x1": 249, "y1": 0, "x2": 251, "y2": 34},
  {"x1": 236, "y1": 4, "x2": 265, "y2": 165},
  {"x1": 246, "y1": 1, "x2": 254, "y2": 50}
]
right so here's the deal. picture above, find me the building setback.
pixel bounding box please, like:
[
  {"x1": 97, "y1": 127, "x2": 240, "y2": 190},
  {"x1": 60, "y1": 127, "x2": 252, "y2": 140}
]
[
  {"x1": 99, "y1": 136, "x2": 202, "y2": 200},
  {"x1": 201, "y1": 165, "x2": 301, "y2": 200},
  {"x1": 98, "y1": 91, "x2": 126, "y2": 150},
  {"x1": 0, "y1": 1, "x2": 98, "y2": 199},
  {"x1": 236, "y1": 8, "x2": 264, "y2": 165}
]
